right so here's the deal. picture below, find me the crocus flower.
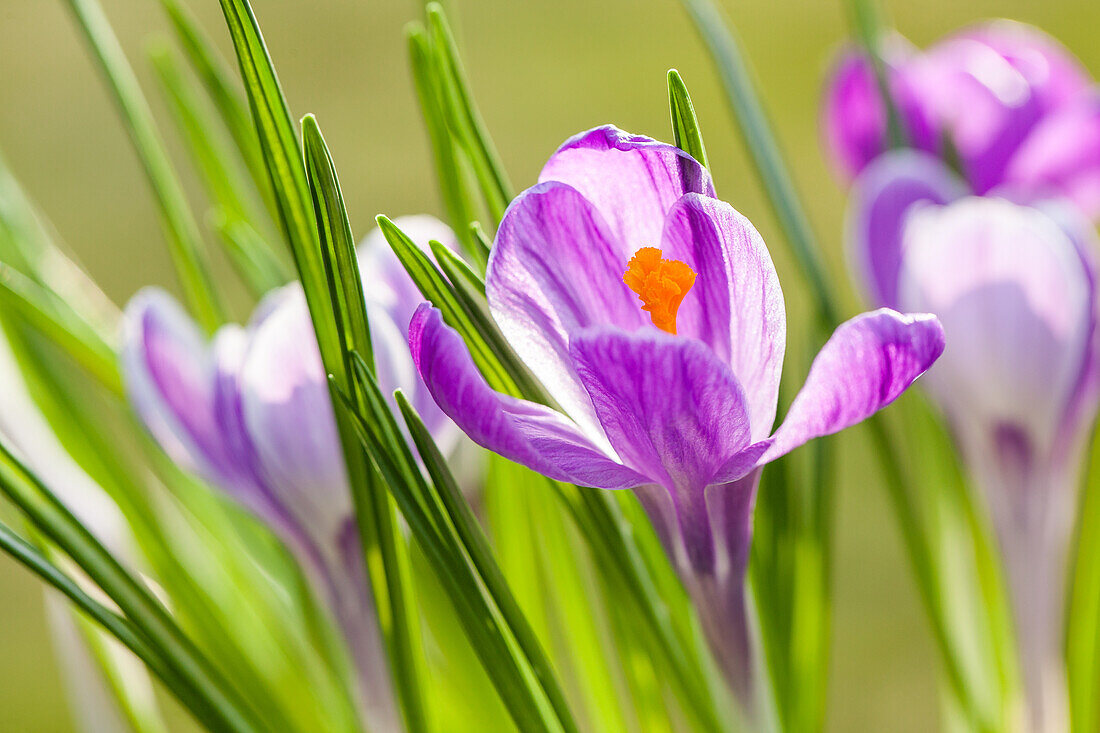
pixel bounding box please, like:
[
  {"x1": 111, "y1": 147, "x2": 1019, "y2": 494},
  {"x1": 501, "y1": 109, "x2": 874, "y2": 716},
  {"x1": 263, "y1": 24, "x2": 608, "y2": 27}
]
[
  {"x1": 122, "y1": 216, "x2": 458, "y2": 731},
  {"x1": 407, "y1": 125, "x2": 944, "y2": 704},
  {"x1": 823, "y1": 20, "x2": 1100, "y2": 218},
  {"x1": 846, "y1": 149, "x2": 1100, "y2": 730}
]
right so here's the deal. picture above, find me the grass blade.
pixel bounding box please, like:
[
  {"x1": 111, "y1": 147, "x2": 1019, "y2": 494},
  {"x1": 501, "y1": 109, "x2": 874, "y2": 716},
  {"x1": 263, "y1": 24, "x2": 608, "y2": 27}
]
[
  {"x1": 302, "y1": 114, "x2": 428, "y2": 733},
  {"x1": 0, "y1": 263, "x2": 122, "y2": 396},
  {"x1": 334, "y1": 366, "x2": 573, "y2": 733},
  {"x1": 157, "y1": 0, "x2": 276, "y2": 217},
  {"x1": 148, "y1": 42, "x2": 288, "y2": 296},
  {"x1": 848, "y1": 0, "x2": 907, "y2": 148},
  {"x1": 667, "y1": 69, "x2": 709, "y2": 170},
  {"x1": 62, "y1": 0, "x2": 224, "y2": 332},
  {"x1": 0, "y1": 437, "x2": 266, "y2": 733},
  {"x1": 407, "y1": 26, "x2": 483, "y2": 264},
  {"x1": 425, "y1": 3, "x2": 513, "y2": 227},
  {"x1": 0, "y1": 521, "x2": 205, "y2": 727}
]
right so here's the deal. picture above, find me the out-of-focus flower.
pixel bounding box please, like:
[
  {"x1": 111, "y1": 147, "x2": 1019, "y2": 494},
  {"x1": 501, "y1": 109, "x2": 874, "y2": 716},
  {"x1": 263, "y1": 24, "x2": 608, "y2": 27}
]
[
  {"x1": 846, "y1": 148, "x2": 1100, "y2": 730},
  {"x1": 407, "y1": 125, "x2": 944, "y2": 705},
  {"x1": 122, "y1": 216, "x2": 458, "y2": 731},
  {"x1": 823, "y1": 20, "x2": 1100, "y2": 218},
  {"x1": 0, "y1": 333, "x2": 149, "y2": 733}
]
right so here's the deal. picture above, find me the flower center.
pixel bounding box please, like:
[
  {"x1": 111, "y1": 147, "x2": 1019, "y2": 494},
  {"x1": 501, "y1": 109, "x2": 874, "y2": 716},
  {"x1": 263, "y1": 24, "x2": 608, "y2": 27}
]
[{"x1": 623, "y1": 247, "x2": 696, "y2": 334}]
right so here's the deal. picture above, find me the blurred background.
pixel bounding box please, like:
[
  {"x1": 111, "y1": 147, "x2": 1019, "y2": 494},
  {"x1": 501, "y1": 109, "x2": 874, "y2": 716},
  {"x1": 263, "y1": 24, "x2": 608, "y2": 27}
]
[{"x1": 0, "y1": 0, "x2": 1097, "y2": 729}]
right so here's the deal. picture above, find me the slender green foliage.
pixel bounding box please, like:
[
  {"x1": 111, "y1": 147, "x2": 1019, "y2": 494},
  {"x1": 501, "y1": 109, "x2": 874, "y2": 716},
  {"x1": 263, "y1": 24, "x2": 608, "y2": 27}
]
[
  {"x1": 62, "y1": 0, "x2": 224, "y2": 332},
  {"x1": 149, "y1": 43, "x2": 289, "y2": 296},
  {"x1": 667, "y1": 70, "x2": 710, "y2": 169},
  {"x1": 425, "y1": 3, "x2": 513, "y2": 227},
  {"x1": 0, "y1": 437, "x2": 266, "y2": 733},
  {"x1": 302, "y1": 114, "x2": 428, "y2": 733}
]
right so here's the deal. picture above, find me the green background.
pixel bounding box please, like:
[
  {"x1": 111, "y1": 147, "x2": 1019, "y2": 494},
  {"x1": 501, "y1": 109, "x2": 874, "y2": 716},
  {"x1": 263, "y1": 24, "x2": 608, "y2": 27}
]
[{"x1": 0, "y1": 0, "x2": 1097, "y2": 729}]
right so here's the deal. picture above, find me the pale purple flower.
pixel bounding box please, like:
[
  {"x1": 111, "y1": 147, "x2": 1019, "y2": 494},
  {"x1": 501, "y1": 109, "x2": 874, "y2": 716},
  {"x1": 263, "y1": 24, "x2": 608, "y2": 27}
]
[
  {"x1": 823, "y1": 20, "x2": 1100, "y2": 218},
  {"x1": 122, "y1": 216, "x2": 458, "y2": 730},
  {"x1": 407, "y1": 125, "x2": 944, "y2": 704},
  {"x1": 847, "y1": 149, "x2": 1100, "y2": 730}
]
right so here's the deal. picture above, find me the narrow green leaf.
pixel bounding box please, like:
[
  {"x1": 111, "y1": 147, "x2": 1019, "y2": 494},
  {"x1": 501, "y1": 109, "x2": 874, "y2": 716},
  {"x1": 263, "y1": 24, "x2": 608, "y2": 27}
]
[
  {"x1": 407, "y1": 26, "x2": 483, "y2": 264},
  {"x1": 0, "y1": 437, "x2": 266, "y2": 733},
  {"x1": 333, "y1": 369, "x2": 570, "y2": 733},
  {"x1": 469, "y1": 221, "x2": 493, "y2": 263},
  {"x1": 63, "y1": 0, "x2": 224, "y2": 332},
  {"x1": 679, "y1": 0, "x2": 837, "y2": 328},
  {"x1": 0, "y1": 263, "x2": 122, "y2": 396},
  {"x1": 148, "y1": 42, "x2": 288, "y2": 296},
  {"x1": 377, "y1": 215, "x2": 517, "y2": 395},
  {"x1": 397, "y1": 391, "x2": 581, "y2": 733},
  {"x1": 302, "y1": 113, "x2": 428, "y2": 733},
  {"x1": 1069, "y1": 430, "x2": 1100, "y2": 732},
  {"x1": 0, "y1": 521, "x2": 201, "y2": 727},
  {"x1": 425, "y1": 3, "x2": 513, "y2": 226},
  {"x1": 667, "y1": 69, "x2": 710, "y2": 169},
  {"x1": 157, "y1": 0, "x2": 277, "y2": 217}
]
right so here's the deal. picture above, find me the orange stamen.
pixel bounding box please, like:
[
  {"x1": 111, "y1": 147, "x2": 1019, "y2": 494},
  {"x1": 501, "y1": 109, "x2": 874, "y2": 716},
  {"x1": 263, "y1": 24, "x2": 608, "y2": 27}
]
[{"x1": 623, "y1": 247, "x2": 696, "y2": 334}]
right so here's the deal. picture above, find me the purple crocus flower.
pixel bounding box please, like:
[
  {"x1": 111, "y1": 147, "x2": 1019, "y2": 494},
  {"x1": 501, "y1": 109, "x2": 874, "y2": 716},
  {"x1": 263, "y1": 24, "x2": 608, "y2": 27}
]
[
  {"x1": 823, "y1": 20, "x2": 1100, "y2": 218},
  {"x1": 122, "y1": 216, "x2": 458, "y2": 731},
  {"x1": 846, "y1": 149, "x2": 1100, "y2": 730},
  {"x1": 407, "y1": 125, "x2": 944, "y2": 704}
]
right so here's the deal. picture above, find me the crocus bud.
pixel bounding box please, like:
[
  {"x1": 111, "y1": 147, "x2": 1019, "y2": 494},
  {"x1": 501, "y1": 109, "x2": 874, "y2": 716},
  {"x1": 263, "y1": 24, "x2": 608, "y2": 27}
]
[
  {"x1": 122, "y1": 216, "x2": 459, "y2": 730},
  {"x1": 896, "y1": 195, "x2": 1099, "y2": 732},
  {"x1": 823, "y1": 20, "x2": 1100, "y2": 217}
]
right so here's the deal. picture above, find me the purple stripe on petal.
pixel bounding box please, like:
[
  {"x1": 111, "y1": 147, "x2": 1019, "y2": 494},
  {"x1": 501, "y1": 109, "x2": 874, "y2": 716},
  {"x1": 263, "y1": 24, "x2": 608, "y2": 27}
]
[
  {"x1": 569, "y1": 327, "x2": 753, "y2": 491},
  {"x1": 845, "y1": 150, "x2": 968, "y2": 307},
  {"x1": 661, "y1": 193, "x2": 786, "y2": 439},
  {"x1": 762, "y1": 308, "x2": 944, "y2": 463},
  {"x1": 487, "y1": 181, "x2": 644, "y2": 438},
  {"x1": 538, "y1": 125, "x2": 715, "y2": 250},
  {"x1": 409, "y1": 305, "x2": 647, "y2": 490}
]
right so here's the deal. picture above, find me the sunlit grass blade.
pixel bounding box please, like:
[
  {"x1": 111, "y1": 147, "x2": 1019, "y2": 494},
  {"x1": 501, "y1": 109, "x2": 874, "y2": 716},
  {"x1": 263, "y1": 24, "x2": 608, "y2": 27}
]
[
  {"x1": 667, "y1": 69, "x2": 710, "y2": 170},
  {"x1": 62, "y1": 0, "x2": 224, "y2": 332},
  {"x1": 215, "y1": 0, "x2": 385, "y2": 654},
  {"x1": 0, "y1": 437, "x2": 266, "y2": 733},
  {"x1": 301, "y1": 113, "x2": 428, "y2": 733},
  {"x1": 148, "y1": 42, "x2": 289, "y2": 296},
  {"x1": 1068, "y1": 430, "x2": 1100, "y2": 731},
  {"x1": 0, "y1": 520, "x2": 201, "y2": 727},
  {"x1": 679, "y1": 0, "x2": 836, "y2": 328},
  {"x1": 396, "y1": 390, "x2": 580, "y2": 733},
  {"x1": 407, "y1": 26, "x2": 483, "y2": 264},
  {"x1": 425, "y1": 3, "x2": 513, "y2": 227},
  {"x1": 157, "y1": 0, "x2": 276, "y2": 217},
  {"x1": 334, "y1": 361, "x2": 576, "y2": 733},
  {"x1": 0, "y1": 263, "x2": 122, "y2": 396},
  {"x1": 484, "y1": 457, "x2": 631, "y2": 731}
]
